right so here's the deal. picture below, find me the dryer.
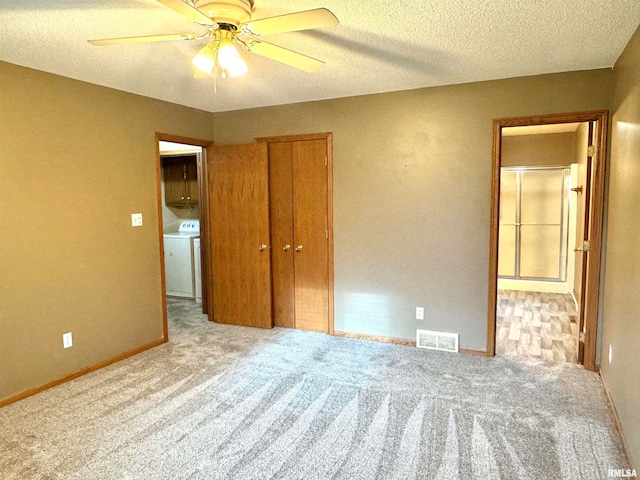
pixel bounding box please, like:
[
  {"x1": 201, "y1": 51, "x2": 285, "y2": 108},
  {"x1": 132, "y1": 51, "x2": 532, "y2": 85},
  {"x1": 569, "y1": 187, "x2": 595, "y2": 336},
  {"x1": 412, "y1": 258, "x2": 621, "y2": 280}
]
[{"x1": 164, "y1": 220, "x2": 200, "y2": 298}]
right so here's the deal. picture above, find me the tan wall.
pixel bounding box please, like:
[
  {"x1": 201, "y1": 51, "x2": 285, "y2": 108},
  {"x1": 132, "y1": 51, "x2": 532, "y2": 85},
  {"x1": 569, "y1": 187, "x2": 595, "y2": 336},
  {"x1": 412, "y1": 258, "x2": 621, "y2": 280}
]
[
  {"x1": 602, "y1": 25, "x2": 640, "y2": 467},
  {"x1": 502, "y1": 132, "x2": 576, "y2": 167},
  {"x1": 572, "y1": 123, "x2": 589, "y2": 307},
  {"x1": 213, "y1": 69, "x2": 612, "y2": 349},
  {"x1": 0, "y1": 61, "x2": 214, "y2": 402}
]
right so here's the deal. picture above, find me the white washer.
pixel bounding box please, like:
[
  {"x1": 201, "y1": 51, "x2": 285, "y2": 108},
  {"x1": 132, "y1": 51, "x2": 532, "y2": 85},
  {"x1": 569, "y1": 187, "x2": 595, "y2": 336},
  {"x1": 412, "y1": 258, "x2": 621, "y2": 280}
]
[
  {"x1": 164, "y1": 220, "x2": 200, "y2": 298},
  {"x1": 193, "y1": 238, "x2": 202, "y2": 303}
]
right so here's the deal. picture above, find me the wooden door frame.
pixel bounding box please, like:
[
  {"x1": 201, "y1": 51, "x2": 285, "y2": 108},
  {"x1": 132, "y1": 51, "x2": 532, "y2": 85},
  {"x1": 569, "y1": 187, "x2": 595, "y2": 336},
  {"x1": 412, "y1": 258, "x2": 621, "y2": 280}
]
[
  {"x1": 155, "y1": 133, "x2": 213, "y2": 340},
  {"x1": 486, "y1": 111, "x2": 608, "y2": 371},
  {"x1": 255, "y1": 132, "x2": 335, "y2": 335}
]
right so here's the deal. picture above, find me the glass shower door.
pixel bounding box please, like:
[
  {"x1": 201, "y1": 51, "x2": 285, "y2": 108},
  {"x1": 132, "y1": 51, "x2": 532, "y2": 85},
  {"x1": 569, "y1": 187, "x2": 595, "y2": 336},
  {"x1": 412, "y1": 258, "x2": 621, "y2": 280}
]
[
  {"x1": 498, "y1": 170, "x2": 518, "y2": 277},
  {"x1": 498, "y1": 167, "x2": 570, "y2": 281}
]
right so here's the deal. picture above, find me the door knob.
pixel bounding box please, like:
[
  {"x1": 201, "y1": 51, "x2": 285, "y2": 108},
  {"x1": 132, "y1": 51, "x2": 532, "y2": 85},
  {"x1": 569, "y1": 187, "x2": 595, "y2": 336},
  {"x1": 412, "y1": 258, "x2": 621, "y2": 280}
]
[
  {"x1": 574, "y1": 247, "x2": 583, "y2": 252},
  {"x1": 282, "y1": 244, "x2": 291, "y2": 251},
  {"x1": 259, "y1": 244, "x2": 268, "y2": 252},
  {"x1": 295, "y1": 245, "x2": 303, "y2": 252}
]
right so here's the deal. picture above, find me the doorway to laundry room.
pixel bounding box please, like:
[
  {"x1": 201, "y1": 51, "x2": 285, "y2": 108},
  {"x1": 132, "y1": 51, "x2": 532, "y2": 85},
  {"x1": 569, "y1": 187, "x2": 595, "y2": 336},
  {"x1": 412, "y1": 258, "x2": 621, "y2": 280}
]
[
  {"x1": 155, "y1": 134, "x2": 211, "y2": 338},
  {"x1": 487, "y1": 111, "x2": 608, "y2": 371}
]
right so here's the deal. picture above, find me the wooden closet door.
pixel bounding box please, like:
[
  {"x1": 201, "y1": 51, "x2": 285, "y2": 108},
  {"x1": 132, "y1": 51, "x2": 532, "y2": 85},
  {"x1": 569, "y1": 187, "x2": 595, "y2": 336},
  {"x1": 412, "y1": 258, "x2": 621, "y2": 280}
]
[
  {"x1": 206, "y1": 143, "x2": 272, "y2": 329},
  {"x1": 269, "y1": 142, "x2": 295, "y2": 328},
  {"x1": 292, "y1": 139, "x2": 329, "y2": 333}
]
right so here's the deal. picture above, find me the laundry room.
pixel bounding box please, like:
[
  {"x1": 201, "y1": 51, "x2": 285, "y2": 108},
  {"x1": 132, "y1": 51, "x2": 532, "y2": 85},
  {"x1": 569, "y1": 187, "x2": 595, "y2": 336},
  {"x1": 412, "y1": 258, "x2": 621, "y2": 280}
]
[{"x1": 159, "y1": 141, "x2": 203, "y2": 303}]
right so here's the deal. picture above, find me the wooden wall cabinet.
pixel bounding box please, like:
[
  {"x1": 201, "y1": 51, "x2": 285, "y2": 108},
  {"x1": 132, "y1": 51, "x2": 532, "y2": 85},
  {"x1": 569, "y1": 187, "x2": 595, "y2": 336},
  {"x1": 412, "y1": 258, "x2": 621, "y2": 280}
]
[{"x1": 162, "y1": 154, "x2": 199, "y2": 206}]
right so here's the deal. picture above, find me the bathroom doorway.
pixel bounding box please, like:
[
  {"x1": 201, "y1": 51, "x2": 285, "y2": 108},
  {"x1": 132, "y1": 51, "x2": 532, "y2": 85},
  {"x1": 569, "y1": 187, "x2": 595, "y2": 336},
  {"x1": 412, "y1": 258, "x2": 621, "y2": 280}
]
[{"x1": 487, "y1": 111, "x2": 608, "y2": 371}]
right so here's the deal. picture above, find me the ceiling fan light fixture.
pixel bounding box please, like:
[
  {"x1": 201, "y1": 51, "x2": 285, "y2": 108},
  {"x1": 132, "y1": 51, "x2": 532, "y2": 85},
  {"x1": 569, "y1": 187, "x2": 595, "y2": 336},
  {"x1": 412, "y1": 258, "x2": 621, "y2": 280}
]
[
  {"x1": 90, "y1": 3, "x2": 339, "y2": 79},
  {"x1": 192, "y1": 43, "x2": 217, "y2": 74},
  {"x1": 217, "y1": 40, "x2": 248, "y2": 77},
  {"x1": 222, "y1": 57, "x2": 248, "y2": 77}
]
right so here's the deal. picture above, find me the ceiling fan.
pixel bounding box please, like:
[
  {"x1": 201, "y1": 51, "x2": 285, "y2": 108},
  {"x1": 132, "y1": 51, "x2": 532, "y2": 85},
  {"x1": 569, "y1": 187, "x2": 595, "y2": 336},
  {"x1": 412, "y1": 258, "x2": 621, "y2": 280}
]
[{"x1": 88, "y1": 0, "x2": 339, "y2": 78}]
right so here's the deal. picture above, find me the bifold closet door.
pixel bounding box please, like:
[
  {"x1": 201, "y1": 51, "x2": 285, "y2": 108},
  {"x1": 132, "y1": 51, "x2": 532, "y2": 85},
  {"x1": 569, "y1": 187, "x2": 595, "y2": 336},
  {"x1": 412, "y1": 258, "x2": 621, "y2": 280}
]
[
  {"x1": 269, "y1": 142, "x2": 295, "y2": 328},
  {"x1": 269, "y1": 139, "x2": 329, "y2": 333},
  {"x1": 292, "y1": 140, "x2": 329, "y2": 333},
  {"x1": 206, "y1": 143, "x2": 272, "y2": 329}
]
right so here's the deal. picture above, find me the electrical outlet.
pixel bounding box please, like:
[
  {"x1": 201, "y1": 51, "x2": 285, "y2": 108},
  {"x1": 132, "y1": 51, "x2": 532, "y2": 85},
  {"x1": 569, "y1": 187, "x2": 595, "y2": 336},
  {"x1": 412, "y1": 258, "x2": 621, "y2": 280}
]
[
  {"x1": 416, "y1": 307, "x2": 424, "y2": 320},
  {"x1": 63, "y1": 332, "x2": 73, "y2": 349},
  {"x1": 609, "y1": 344, "x2": 613, "y2": 364},
  {"x1": 131, "y1": 213, "x2": 143, "y2": 227}
]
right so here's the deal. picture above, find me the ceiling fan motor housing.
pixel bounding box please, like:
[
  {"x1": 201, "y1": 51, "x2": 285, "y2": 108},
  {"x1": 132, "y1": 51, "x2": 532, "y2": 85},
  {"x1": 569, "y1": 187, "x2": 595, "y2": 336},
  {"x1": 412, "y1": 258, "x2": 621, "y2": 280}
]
[{"x1": 196, "y1": 0, "x2": 254, "y2": 27}]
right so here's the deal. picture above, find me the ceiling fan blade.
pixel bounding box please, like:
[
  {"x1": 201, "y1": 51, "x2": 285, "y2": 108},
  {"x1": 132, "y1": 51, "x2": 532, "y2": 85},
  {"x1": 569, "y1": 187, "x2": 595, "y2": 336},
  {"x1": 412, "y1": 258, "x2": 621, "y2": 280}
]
[
  {"x1": 241, "y1": 8, "x2": 338, "y2": 36},
  {"x1": 246, "y1": 40, "x2": 325, "y2": 72},
  {"x1": 156, "y1": 0, "x2": 218, "y2": 27},
  {"x1": 88, "y1": 33, "x2": 198, "y2": 46}
]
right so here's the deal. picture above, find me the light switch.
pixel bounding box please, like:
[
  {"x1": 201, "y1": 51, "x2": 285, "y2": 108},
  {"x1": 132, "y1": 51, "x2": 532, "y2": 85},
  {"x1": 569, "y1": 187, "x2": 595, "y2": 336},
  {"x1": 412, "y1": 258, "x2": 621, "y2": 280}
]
[
  {"x1": 131, "y1": 213, "x2": 143, "y2": 227},
  {"x1": 416, "y1": 307, "x2": 425, "y2": 320}
]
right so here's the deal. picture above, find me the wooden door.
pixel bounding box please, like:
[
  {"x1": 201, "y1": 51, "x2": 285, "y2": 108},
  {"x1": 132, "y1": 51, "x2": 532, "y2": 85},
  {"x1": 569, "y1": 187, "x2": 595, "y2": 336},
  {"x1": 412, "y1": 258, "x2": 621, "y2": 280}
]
[
  {"x1": 578, "y1": 123, "x2": 596, "y2": 364},
  {"x1": 293, "y1": 140, "x2": 329, "y2": 333},
  {"x1": 268, "y1": 137, "x2": 330, "y2": 333},
  {"x1": 206, "y1": 143, "x2": 272, "y2": 328},
  {"x1": 269, "y1": 142, "x2": 295, "y2": 328}
]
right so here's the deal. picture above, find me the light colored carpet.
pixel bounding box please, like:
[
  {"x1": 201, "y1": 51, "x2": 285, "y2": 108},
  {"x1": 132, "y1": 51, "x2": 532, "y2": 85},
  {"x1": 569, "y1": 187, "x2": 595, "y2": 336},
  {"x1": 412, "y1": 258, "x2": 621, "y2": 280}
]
[{"x1": 0, "y1": 298, "x2": 630, "y2": 479}]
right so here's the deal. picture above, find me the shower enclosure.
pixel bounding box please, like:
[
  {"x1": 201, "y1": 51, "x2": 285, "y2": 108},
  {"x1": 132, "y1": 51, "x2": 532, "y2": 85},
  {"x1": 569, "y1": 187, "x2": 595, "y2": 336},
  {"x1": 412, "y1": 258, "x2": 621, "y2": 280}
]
[{"x1": 498, "y1": 166, "x2": 571, "y2": 282}]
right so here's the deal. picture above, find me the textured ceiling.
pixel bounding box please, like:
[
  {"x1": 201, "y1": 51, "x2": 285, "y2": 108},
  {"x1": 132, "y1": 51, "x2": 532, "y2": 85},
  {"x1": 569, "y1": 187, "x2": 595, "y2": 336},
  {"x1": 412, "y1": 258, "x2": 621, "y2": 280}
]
[{"x1": 1, "y1": 1, "x2": 639, "y2": 113}]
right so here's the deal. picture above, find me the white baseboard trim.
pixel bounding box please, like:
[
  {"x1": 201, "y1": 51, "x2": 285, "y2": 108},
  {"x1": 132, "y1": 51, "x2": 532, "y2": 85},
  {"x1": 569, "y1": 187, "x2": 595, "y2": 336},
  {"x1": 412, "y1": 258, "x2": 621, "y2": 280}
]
[
  {"x1": 497, "y1": 278, "x2": 571, "y2": 294},
  {"x1": 570, "y1": 290, "x2": 579, "y2": 310}
]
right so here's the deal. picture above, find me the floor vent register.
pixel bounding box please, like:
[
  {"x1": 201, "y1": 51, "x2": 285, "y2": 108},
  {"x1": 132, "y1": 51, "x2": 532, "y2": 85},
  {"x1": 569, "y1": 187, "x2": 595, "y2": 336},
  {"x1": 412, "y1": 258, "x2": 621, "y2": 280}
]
[{"x1": 416, "y1": 329, "x2": 459, "y2": 353}]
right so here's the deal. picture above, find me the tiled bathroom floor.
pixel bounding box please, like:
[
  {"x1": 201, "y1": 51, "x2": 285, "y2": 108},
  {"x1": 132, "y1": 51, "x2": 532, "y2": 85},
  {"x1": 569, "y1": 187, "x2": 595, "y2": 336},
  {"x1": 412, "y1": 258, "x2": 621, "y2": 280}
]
[{"x1": 496, "y1": 290, "x2": 579, "y2": 363}]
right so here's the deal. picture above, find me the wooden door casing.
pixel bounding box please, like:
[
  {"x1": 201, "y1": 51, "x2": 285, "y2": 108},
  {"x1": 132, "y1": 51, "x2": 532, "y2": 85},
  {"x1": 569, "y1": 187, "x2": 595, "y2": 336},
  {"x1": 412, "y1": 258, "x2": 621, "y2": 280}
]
[
  {"x1": 207, "y1": 142, "x2": 273, "y2": 329},
  {"x1": 155, "y1": 132, "x2": 212, "y2": 338},
  {"x1": 488, "y1": 111, "x2": 608, "y2": 371}
]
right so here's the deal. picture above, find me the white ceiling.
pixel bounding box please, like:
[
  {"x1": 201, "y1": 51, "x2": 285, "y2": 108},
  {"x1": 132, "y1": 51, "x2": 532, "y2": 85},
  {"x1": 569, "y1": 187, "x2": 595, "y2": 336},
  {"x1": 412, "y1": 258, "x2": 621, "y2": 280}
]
[{"x1": 1, "y1": 1, "x2": 639, "y2": 113}]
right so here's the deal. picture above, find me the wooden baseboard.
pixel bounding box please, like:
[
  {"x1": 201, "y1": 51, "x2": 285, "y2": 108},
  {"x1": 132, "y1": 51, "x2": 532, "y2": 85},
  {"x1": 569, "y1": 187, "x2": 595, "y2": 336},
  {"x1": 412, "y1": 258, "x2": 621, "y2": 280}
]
[
  {"x1": 459, "y1": 347, "x2": 489, "y2": 356},
  {"x1": 599, "y1": 367, "x2": 635, "y2": 470},
  {"x1": 0, "y1": 338, "x2": 167, "y2": 409},
  {"x1": 333, "y1": 330, "x2": 488, "y2": 356}
]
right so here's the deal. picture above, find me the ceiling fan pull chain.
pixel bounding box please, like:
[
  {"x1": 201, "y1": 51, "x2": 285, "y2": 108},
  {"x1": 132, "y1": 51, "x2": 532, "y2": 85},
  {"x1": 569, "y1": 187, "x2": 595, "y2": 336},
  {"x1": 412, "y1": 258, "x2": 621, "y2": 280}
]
[{"x1": 241, "y1": 25, "x2": 258, "y2": 36}]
